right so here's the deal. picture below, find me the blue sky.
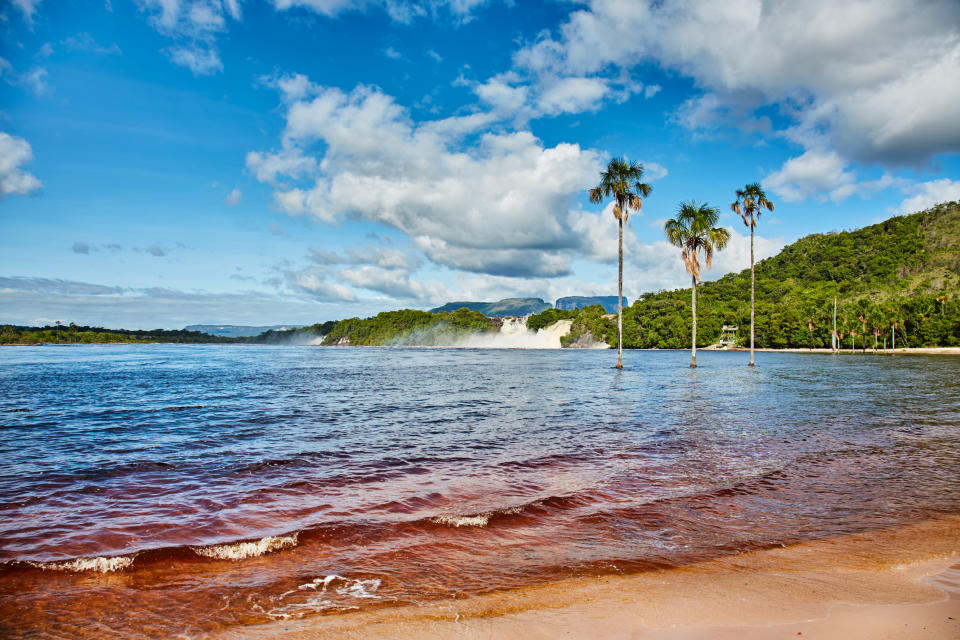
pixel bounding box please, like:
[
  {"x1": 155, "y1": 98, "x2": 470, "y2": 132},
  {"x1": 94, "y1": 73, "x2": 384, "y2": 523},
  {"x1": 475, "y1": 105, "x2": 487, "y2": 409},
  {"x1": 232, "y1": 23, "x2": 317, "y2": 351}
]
[{"x1": 1, "y1": 0, "x2": 958, "y2": 329}]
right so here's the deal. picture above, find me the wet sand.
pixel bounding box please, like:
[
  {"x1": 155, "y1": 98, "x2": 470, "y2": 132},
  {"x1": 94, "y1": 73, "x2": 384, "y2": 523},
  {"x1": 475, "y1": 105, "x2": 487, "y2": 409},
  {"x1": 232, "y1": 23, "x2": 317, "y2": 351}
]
[{"x1": 216, "y1": 516, "x2": 960, "y2": 639}]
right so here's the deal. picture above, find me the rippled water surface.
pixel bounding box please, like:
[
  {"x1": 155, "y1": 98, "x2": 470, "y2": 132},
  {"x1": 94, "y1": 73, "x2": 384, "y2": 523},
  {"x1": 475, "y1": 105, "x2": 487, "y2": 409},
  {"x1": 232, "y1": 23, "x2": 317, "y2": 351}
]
[{"x1": 2, "y1": 345, "x2": 959, "y2": 638}]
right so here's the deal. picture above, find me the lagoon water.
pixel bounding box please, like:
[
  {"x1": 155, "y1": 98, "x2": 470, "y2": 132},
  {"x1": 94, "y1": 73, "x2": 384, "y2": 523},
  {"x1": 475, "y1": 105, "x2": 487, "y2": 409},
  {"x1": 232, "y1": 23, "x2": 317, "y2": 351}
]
[{"x1": 1, "y1": 345, "x2": 960, "y2": 638}]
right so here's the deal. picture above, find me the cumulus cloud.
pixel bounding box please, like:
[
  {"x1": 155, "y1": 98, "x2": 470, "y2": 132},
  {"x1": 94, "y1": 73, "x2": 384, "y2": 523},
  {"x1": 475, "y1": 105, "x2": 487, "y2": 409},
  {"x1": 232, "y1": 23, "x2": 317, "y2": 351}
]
[
  {"x1": 510, "y1": 0, "x2": 960, "y2": 167},
  {"x1": 894, "y1": 179, "x2": 960, "y2": 215},
  {"x1": 225, "y1": 188, "x2": 242, "y2": 205},
  {"x1": 0, "y1": 132, "x2": 42, "y2": 198},
  {"x1": 251, "y1": 80, "x2": 601, "y2": 277},
  {"x1": 763, "y1": 149, "x2": 858, "y2": 203}
]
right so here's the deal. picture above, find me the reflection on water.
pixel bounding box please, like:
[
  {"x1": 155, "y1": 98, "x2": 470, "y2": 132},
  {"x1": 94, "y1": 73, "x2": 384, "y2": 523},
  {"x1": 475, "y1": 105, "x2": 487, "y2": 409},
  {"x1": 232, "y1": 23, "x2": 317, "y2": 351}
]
[{"x1": 1, "y1": 346, "x2": 959, "y2": 638}]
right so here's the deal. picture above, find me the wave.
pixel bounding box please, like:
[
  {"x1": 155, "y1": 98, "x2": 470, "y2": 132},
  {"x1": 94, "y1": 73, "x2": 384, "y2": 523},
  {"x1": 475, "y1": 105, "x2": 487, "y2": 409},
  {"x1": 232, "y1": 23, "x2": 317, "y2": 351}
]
[
  {"x1": 431, "y1": 514, "x2": 491, "y2": 527},
  {"x1": 4, "y1": 467, "x2": 793, "y2": 575},
  {"x1": 28, "y1": 554, "x2": 136, "y2": 573},
  {"x1": 191, "y1": 533, "x2": 299, "y2": 560}
]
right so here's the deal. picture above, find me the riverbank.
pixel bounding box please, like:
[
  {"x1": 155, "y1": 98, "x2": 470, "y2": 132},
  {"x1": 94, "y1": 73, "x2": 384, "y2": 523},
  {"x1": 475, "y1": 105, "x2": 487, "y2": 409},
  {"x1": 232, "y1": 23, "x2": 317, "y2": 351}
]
[
  {"x1": 216, "y1": 516, "x2": 960, "y2": 640},
  {"x1": 703, "y1": 345, "x2": 960, "y2": 355}
]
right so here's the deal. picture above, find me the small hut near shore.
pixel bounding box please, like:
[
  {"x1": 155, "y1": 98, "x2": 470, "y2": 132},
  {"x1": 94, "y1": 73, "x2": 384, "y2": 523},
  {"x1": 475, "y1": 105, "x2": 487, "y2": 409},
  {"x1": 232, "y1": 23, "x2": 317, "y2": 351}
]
[{"x1": 716, "y1": 325, "x2": 738, "y2": 348}]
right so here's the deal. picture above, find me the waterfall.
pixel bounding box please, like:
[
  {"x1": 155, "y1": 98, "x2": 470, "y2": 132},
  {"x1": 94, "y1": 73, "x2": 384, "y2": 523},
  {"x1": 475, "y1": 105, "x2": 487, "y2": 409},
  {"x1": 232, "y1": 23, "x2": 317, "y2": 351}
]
[{"x1": 456, "y1": 317, "x2": 573, "y2": 349}]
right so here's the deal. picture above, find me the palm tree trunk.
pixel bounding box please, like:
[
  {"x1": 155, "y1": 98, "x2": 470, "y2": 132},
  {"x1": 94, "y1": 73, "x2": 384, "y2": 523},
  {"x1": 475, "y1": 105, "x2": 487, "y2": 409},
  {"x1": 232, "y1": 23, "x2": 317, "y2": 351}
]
[
  {"x1": 892, "y1": 324, "x2": 896, "y2": 351},
  {"x1": 691, "y1": 275, "x2": 697, "y2": 368},
  {"x1": 749, "y1": 223, "x2": 755, "y2": 366},
  {"x1": 616, "y1": 217, "x2": 623, "y2": 369},
  {"x1": 833, "y1": 296, "x2": 838, "y2": 353}
]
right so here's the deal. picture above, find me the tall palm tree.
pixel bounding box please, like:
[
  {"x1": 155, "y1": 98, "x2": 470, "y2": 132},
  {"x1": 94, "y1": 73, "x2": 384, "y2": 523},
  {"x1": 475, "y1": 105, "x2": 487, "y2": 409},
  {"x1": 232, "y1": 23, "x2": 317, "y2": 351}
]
[
  {"x1": 731, "y1": 183, "x2": 774, "y2": 367},
  {"x1": 589, "y1": 157, "x2": 651, "y2": 369},
  {"x1": 665, "y1": 201, "x2": 730, "y2": 368}
]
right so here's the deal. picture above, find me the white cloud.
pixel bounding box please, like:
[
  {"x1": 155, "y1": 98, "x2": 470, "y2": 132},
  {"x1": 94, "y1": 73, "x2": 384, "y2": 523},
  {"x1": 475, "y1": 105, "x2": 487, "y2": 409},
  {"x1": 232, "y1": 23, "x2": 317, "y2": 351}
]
[
  {"x1": 894, "y1": 179, "x2": 960, "y2": 215},
  {"x1": 251, "y1": 81, "x2": 601, "y2": 277},
  {"x1": 245, "y1": 148, "x2": 317, "y2": 184},
  {"x1": 384, "y1": 46, "x2": 402, "y2": 60},
  {"x1": 536, "y1": 76, "x2": 609, "y2": 115},
  {"x1": 167, "y1": 45, "x2": 223, "y2": 75},
  {"x1": 270, "y1": 0, "x2": 490, "y2": 23},
  {"x1": 338, "y1": 265, "x2": 451, "y2": 302},
  {"x1": 763, "y1": 149, "x2": 858, "y2": 203},
  {"x1": 0, "y1": 276, "x2": 350, "y2": 328},
  {"x1": 139, "y1": 0, "x2": 238, "y2": 74},
  {"x1": 509, "y1": 0, "x2": 960, "y2": 166},
  {"x1": 0, "y1": 132, "x2": 42, "y2": 198},
  {"x1": 285, "y1": 268, "x2": 358, "y2": 301},
  {"x1": 225, "y1": 188, "x2": 242, "y2": 205}
]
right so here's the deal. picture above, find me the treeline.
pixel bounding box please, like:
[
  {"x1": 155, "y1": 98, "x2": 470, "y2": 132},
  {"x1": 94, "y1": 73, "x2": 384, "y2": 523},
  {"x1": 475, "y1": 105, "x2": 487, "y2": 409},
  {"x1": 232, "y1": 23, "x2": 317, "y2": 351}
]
[
  {"x1": 618, "y1": 201, "x2": 960, "y2": 349},
  {"x1": 0, "y1": 324, "x2": 241, "y2": 345},
  {"x1": 321, "y1": 308, "x2": 495, "y2": 346},
  {"x1": 247, "y1": 321, "x2": 337, "y2": 344}
]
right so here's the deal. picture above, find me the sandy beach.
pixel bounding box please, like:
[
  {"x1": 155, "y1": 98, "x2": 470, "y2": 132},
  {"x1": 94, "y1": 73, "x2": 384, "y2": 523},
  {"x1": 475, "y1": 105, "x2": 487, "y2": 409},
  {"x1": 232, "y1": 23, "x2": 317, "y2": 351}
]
[{"x1": 216, "y1": 516, "x2": 960, "y2": 640}]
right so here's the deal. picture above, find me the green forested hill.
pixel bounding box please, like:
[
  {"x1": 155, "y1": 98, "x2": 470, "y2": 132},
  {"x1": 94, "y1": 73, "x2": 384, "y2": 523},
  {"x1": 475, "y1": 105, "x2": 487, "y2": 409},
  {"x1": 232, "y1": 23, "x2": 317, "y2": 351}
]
[
  {"x1": 619, "y1": 201, "x2": 960, "y2": 349},
  {"x1": 321, "y1": 308, "x2": 495, "y2": 345}
]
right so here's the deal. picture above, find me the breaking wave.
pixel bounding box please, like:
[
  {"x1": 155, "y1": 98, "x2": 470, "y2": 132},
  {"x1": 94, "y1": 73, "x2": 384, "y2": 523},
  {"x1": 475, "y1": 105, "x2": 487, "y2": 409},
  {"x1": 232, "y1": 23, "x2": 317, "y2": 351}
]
[
  {"x1": 29, "y1": 554, "x2": 136, "y2": 573},
  {"x1": 191, "y1": 533, "x2": 299, "y2": 560}
]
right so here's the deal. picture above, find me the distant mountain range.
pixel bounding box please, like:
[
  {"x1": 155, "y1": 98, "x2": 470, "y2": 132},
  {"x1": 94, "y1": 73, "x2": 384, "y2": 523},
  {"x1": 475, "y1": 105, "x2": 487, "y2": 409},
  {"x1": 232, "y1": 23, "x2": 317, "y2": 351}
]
[
  {"x1": 555, "y1": 296, "x2": 624, "y2": 313},
  {"x1": 184, "y1": 324, "x2": 301, "y2": 338},
  {"x1": 429, "y1": 298, "x2": 551, "y2": 317}
]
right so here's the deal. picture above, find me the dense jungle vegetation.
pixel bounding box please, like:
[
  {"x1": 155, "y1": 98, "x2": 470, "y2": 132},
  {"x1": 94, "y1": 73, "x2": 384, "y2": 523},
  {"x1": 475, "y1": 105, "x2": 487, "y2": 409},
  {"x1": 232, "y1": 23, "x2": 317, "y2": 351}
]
[{"x1": 617, "y1": 201, "x2": 960, "y2": 349}]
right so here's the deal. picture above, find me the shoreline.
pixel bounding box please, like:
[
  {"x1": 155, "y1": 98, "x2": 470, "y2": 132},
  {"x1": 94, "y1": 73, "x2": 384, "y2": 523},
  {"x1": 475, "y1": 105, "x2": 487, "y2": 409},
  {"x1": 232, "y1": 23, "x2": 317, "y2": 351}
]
[
  {"x1": 215, "y1": 516, "x2": 960, "y2": 639},
  {"x1": 4, "y1": 342, "x2": 960, "y2": 354}
]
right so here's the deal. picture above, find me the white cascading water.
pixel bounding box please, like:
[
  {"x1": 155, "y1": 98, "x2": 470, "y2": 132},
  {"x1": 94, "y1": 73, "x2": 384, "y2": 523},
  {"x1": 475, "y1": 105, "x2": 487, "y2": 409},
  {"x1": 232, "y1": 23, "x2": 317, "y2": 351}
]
[{"x1": 456, "y1": 318, "x2": 574, "y2": 349}]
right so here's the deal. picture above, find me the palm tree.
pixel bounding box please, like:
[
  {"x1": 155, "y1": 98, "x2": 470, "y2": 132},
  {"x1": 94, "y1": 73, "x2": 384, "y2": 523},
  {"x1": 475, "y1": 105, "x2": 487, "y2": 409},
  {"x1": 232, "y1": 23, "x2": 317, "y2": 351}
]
[
  {"x1": 665, "y1": 201, "x2": 730, "y2": 368},
  {"x1": 589, "y1": 157, "x2": 651, "y2": 369},
  {"x1": 731, "y1": 183, "x2": 774, "y2": 366}
]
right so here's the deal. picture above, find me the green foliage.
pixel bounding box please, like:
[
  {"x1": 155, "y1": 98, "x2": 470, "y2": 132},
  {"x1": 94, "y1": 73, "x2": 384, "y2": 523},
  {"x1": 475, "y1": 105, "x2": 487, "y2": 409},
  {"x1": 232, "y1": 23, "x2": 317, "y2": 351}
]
[
  {"x1": 621, "y1": 202, "x2": 960, "y2": 348},
  {"x1": 526, "y1": 308, "x2": 578, "y2": 332},
  {"x1": 0, "y1": 324, "x2": 241, "y2": 344},
  {"x1": 559, "y1": 305, "x2": 615, "y2": 347},
  {"x1": 321, "y1": 308, "x2": 496, "y2": 346}
]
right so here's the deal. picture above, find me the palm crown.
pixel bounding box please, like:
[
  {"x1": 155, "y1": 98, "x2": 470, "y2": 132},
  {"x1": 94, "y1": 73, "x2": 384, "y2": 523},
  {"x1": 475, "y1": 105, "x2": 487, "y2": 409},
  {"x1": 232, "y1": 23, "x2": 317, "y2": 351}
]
[
  {"x1": 731, "y1": 182, "x2": 774, "y2": 228},
  {"x1": 665, "y1": 201, "x2": 730, "y2": 281},
  {"x1": 588, "y1": 157, "x2": 652, "y2": 221}
]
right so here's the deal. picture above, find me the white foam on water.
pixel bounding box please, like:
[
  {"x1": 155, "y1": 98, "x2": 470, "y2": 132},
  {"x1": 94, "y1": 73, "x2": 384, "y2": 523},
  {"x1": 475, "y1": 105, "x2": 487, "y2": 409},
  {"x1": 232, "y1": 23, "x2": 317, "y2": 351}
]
[
  {"x1": 29, "y1": 554, "x2": 136, "y2": 573},
  {"x1": 336, "y1": 578, "x2": 382, "y2": 598},
  {"x1": 431, "y1": 513, "x2": 492, "y2": 527},
  {"x1": 192, "y1": 533, "x2": 299, "y2": 560},
  {"x1": 296, "y1": 574, "x2": 382, "y2": 598}
]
